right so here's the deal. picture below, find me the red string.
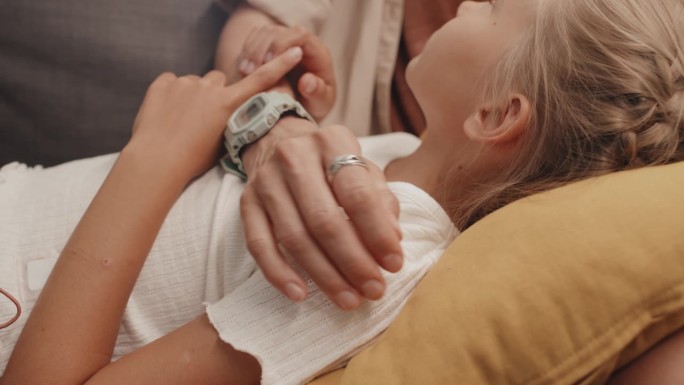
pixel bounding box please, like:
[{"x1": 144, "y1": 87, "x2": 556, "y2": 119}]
[{"x1": 0, "y1": 288, "x2": 21, "y2": 329}]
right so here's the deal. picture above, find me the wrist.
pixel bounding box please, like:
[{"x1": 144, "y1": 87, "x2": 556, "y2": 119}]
[
  {"x1": 224, "y1": 91, "x2": 316, "y2": 178},
  {"x1": 241, "y1": 116, "x2": 318, "y2": 174},
  {"x1": 121, "y1": 139, "x2": 195, "y2": 189}
]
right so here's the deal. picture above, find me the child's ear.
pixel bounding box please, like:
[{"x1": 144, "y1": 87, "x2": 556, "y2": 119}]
[{"x1": 463, "y1": 94, "x2": 531, "y2": 144}]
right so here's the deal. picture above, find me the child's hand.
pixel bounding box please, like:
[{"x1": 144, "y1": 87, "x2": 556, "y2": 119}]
[
  {"x1": 127, "y1": 47, "x2": 304, "y2": 182},
  {"x1": 238, "y1": 25, "x2": 336, "y2": 122}
]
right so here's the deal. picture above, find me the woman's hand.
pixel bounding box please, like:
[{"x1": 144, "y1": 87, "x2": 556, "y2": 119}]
[
  {"x1": 127, "y1": 46, "x2": 305, "y2": 183},
  {"x1": 240, "y1": 122, "x2": 404, "y2": 311},
  {"x1": 238, "y1": 25, "x2": 336, "y2": 122}
]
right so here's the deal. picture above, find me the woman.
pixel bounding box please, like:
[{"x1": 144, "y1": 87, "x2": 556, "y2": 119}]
[{"x1": 2, "y1": 0, "x2": 683, "y2": 384}]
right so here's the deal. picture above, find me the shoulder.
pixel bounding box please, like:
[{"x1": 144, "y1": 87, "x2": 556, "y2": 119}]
[{"x1": 359, "y1": 133, "x2": 421, "y2": 170}]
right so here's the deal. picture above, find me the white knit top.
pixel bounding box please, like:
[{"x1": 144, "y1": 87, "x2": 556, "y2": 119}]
[{"x1": 0, "y1": 133, "x2": 458, "y2": 384}]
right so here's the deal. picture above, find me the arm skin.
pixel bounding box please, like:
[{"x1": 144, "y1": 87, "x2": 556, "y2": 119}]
[
  {"x1": 213, "y1": 4, "x2": 403, "y2": 310},
  {"x1": 1, "y1": 49, "x2": 303, "y2": 385},
  {"x1": 608, "y1": 328, "x2": 684, "y2": 385},
  {"x1": 1, "y1": 149, "x2": 260, "y2": 385}
]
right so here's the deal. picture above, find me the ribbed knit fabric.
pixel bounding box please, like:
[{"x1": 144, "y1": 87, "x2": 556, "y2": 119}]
[
  {"x1": 0, "y1": 132, "x2": 458, "y2": 383},
  {"x1": 206, "y1": 182, "x2": 457, "y2": 385}
]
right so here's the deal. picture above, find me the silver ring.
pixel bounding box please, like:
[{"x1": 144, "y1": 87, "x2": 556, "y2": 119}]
[{"x1": 327, "y1": 154, "x2": 368, "y2": 181}]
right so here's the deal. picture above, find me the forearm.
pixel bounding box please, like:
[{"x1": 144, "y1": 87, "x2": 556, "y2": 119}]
[
  {"x1": 215, "y1": 4, "x2": 281, "y2": 84},
  {"x1": 1, "y1": 48, "x2": 303, "y2": 384},
  {"x1": 2, "y1": 144, "x2": 190, "y2": 385},
  {"x1": 85, "y1": 315, "x2": 260, "y2": 385}
]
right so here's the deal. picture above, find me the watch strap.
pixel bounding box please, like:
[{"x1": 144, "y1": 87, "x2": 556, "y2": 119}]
[
  {"x1": 221, "y1": 92, "x2": 315, "y2": 180},
  {"x1": 219, "y1": 155, "x2": 248, "y2": 180}
]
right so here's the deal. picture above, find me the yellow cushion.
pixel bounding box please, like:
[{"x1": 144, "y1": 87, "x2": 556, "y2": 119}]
[{"x1": 310, "y1": 161, "x2": 684, "y2": 385}]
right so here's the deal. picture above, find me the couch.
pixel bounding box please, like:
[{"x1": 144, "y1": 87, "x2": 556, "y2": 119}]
[
  {"x1": 3, "y1": 1, "x2": 684, "y2": 384},
  {"x1": 0, "y1": 0, "x2": 226, "y2": 166}
]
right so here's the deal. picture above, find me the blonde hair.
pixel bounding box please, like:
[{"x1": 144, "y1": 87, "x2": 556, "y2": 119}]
[{"x1": 454, "y1": 0, "x2": 684, "y2": 229}]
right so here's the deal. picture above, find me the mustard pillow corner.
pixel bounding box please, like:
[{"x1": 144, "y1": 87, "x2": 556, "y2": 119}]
[{"x1": 314, "y1": 161, "x2": 684, "y2": 385}]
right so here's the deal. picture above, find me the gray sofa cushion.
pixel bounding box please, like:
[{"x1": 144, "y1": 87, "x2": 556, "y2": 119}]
[{"x1": 0, "y1": 0, "x2": 228, "y2": 166}]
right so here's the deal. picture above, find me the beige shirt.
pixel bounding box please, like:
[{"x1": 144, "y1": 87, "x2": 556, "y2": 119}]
[{"x1": 221, "y1": 0, "x2": 404, "y2": 136}]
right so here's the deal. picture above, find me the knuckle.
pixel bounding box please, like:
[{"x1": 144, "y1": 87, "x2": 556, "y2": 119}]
[
  {"x1": 251, "y1": 160, "x2": 275, "y2": 182},
  {"x1": 325, "y1": 124, "x2": 348, "y2": 135},
  {"x1": 368, "y1": 232, "x2": 397, "y2": 253},
  {"x1": 270, "y1": 40, "x2": 289, "y2": 54},
  {"x1": 379, "y1": 185, "x2": 398, "y2": 203},
  {"x1": 292, "y1": 25, "x2": 309, "y2": 35},
  {"x1": 245, "y1": 237, "x2": 272, "y2": 260},
  {"x1": 339, "y1": 184, "x2": 374, "y2": 214},
  {"x1": 307, "y1": 213, "x2": 341, "y2": 239},
  {"x1": 277, "y1": 228, "x2": 309, "y2": 253},
  {"x1": 387, "y1": 191, "x2": 401, "y2": 212},
  {"x1": 273, "y1": 139, "x2": 305, "y2": 169},
  {"x1": 245, "y1": 27, "x2": 260, "y2": 42},
  {"x1": 338, "y1": 259, "x2": 375, "y2": 282},
  {"x1": 155, "y1": 71, "x2": 176, "y2": 82},
  {"x1": 261, "y1": 267, "x2": 289, "y2": 288},
  {"x1": 177, "y1": 75, "x2": 197, "y2": 85},
  {"x1": 208, "y1": 70, "x2": 226, "y2": 81},
  {"x1": 311, "y1": 127, "x2": 336, "y2": 147},
  {"x1": 239, "y1": 190, "x2": 255, "y2": 210},
  {"x1": 241, "y1": 50, "x2": 254, "y2": 61},
  {"x1": 252, "y1": 177, "x2": 278, "y2": 205},
  {"x1": 149, "y1": 72, "x2": 175, "y2": 89},
  {"x1": 316, "y1": 125, "x2": 359, "y2": 150},
  {"x1": 273, "y1": 140, "x2": 293, "y2": 160},
  {"x1": 242, "y1": 45, "x2": 259, "y2": 60}
]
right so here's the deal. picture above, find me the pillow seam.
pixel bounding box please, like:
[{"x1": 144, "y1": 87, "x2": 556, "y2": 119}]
[{"x1": 526, "y1": 282, "x2": 684, "y2": 385}]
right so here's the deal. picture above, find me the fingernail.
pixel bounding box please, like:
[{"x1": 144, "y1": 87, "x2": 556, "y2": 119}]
[
  {"x1": 336, "y1": 290, "x2": 361, "y2": 311},
  {"x1": 265, "y1": 52, "x2": 273, "y2": 62},
  {"x1": 303, "y1": 77, "x2": 317, "y2": 94},
  {"x1": 382, "y1": 254, "x2": 403, "y2": 272},
  {"x1": 246, "y1": 61, "x2": 256, "y2": 74},
  {"x1": 285, "y1": 283, "x2": 306, "y2": 302},
  {"x1": 288, "y1": 46, "x2": 303, "y2": 61},
  {"x1": 238, "y1": 59, "x2": 249, "y2": 73},
  {"x1": 362, "y1": 280, "x2": 385, "y2": 300}
]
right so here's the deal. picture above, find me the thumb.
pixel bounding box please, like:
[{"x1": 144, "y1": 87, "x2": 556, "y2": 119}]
[
  {"x1": 297, "y1": 72, "x2": 335, "y2": 121},
  {"x1": 223, "y1": 47, "x2": 303, "y2": 110}
]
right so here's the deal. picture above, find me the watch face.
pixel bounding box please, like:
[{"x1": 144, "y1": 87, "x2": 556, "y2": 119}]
[{"x1": 235, "y1": 95, "x2": 266, "y2": 127}]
